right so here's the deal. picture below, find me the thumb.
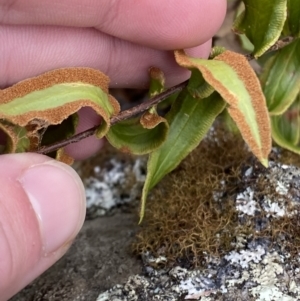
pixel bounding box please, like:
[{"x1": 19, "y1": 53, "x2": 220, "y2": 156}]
[{"x1": 0, "y1": 153, "x2": 86, "y2": 300}]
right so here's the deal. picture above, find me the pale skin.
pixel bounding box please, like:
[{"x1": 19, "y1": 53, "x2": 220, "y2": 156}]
[{"x1": 0, "y1": 0, "x2": 226, "y2": 299}]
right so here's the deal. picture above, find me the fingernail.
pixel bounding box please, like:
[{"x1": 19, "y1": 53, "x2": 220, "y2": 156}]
[{"x1": 18, "y1": 161, "x2": 86, "y2": 254}]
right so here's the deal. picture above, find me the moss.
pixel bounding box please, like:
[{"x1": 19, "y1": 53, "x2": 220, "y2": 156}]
[
  {"x1": 133, "y1": 127, "x2": 253, "y2": 267},
  {"x1": 133, "y1": 125, "x2": 300, "y2": 268}
]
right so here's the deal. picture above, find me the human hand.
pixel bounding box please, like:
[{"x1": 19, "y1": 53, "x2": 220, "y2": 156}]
[{"x1": 0, "y1": 1, "x2": 226, "y2": 299}]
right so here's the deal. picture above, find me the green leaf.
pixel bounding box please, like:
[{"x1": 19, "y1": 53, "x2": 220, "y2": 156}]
[
  {"x1": 106, "y1": 113, "x2": 169, "y2": 155},
  {"x1": 233, "y1": 0, "x2": 287, "y2": 57},
  {"x1": 271, "y1": 94, "x2": 300, "y2": 153},
  {"x1": 139, "y1": 91, "x2": 226, "y2": 222},
  {"x1": 260, "y1": 39, "x2": 300, "y2": 115},
  {"x1": 283, "y1": 0, "x2": 300, "y2": 37},
  {"x1": 175, "y1": 50, "x2": 271, "y2": 167}
]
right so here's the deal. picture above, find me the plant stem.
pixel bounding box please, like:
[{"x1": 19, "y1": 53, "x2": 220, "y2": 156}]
[
  {"x1": 36, "y1": 36, "x2": 295, "y2": 155},
  {"x1": 244, "y1": 36, "x2": 294, "y2": 60},
  {"x1": 36, "y1": 81, "x2": 187, "y2": 154}
]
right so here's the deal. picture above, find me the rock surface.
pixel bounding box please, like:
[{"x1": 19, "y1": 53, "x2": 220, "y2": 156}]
[
  {"x1": 11, "y1": 212, "x2": 142, "y2": 301},
  {"x1": 94, "y1": 153, "x2": 300, "y2": 301},
  {"x1": 12, "y1": 139, "x2": 300, "y2": 301}
]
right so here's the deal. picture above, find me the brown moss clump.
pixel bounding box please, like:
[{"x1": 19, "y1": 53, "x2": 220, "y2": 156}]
[
  {"x1": 133, "y1": 126, "x2": 253, "y2": 267},
  {"x1": 132, "y1": 122, "x2": 300, "y2": 267}
]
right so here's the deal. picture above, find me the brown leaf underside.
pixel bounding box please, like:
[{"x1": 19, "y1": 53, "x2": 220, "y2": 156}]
[
  {"x1": 0, "y1": 68, "x2": 120, "y2": 126},
  {"x1": 214, "y1": 51, "x2": 271, "y2": 161},
  {"x1": 175, "y1": 50, "x2": 271, "y2": 163}
]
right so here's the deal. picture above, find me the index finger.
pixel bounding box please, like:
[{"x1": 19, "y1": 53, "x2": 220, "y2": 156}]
[{"x1": 0, "y1": 0, "x2": 226, "y2": 49}]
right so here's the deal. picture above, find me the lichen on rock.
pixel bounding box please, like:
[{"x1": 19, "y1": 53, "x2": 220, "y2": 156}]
[{"x1": 98, "y1": 126, "x2": 300, "y2": 300}]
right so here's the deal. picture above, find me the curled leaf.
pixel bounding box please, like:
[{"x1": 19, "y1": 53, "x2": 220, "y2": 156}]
[
  {"x1": 140, "y1": 109, "x2": 165, "y2": 129},
  {"x1": 260, "y1": 39, "x2": 300, "y2": 115},
  {"x1": 106, "y1": 112, "x2": 169, "y2": 155},
  {"x1": 107, "y1": 66, "x2": 169, "y2": 155},
  {"x1": 233, "y1": 0, "x2": 287, "y2": 57},
  {"x1": 0, "y1": 68, "x2": 120, "y2": 153},
  {"x1": 185, "y1": 46, "x2": 226, "y2": 100},
  {"x1": 175, "y1": 50, "x2": 271, "y2": 167}
]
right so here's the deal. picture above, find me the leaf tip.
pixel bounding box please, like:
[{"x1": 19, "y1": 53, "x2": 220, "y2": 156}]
[
  {"x1": 174, "y1": 50, "x2": 191, "y2": 68},
  {"x1": 260, "y1": 158, "x2": 269, "y2": 168},
  {"x1": 149, "y1": 67, "x2": 165, "y2": 83},
  {"x1": 139, "y1": 186, "x2": 149, "y2": 224},
  {"x1": 138, "y1": 215, "x2": 144, "y2": 225},
  {"x1": 56, "y1": 148, "x2": 74, "y2": 165}
]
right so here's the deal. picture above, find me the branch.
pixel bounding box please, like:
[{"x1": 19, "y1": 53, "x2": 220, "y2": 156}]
[
  {"x1": 36, "y1": 36, "x2": 295, "y2": 155},
  {"x1": 36, "y1": 81, "x2": 187, "y2": 154},
  {"x1": 244, "y1": 36, "x2": 294, "y2": 60}
]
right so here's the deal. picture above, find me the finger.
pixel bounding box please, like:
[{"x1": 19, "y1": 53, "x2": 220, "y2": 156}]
[
  {"x1": 0, "y1": 0, "x2": 227, "y2": 49},
  {"x1": 0, "y1": 154, "x2": 86, "y2": 300},
  {"x1": 0, "y1": 25, "x2": 212, "y2": 88}
]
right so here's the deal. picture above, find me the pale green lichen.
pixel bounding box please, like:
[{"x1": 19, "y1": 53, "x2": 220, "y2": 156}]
[{"x1": 225, "y1": 251, "x2": 300, "y2": 301}]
